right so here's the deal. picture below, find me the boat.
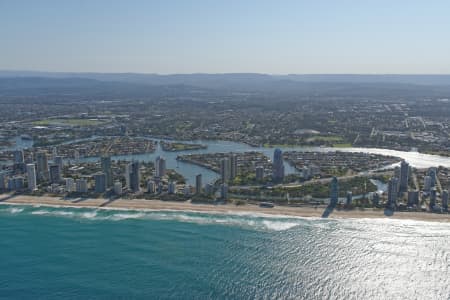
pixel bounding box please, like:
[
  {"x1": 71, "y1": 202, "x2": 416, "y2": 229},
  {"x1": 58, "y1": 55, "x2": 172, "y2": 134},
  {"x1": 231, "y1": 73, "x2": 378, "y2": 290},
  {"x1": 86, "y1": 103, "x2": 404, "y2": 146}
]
[{"x1": 259, "y1": 202, "x2": 274, "y2": 208}]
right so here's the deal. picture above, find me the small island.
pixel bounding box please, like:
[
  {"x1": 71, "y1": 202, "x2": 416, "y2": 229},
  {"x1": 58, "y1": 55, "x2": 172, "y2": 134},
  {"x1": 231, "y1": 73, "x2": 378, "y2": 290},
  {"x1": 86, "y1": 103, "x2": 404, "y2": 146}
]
[{"x1": 160, "y1": 141, "x2": 207, "y2": 152}]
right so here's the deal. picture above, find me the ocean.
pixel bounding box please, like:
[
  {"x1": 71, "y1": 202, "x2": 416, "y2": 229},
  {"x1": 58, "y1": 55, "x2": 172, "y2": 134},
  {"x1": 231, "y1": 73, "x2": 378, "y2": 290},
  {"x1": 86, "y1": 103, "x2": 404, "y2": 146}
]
[{"x1": 0, "y1": 204, "x2": 449, "y2": 299}]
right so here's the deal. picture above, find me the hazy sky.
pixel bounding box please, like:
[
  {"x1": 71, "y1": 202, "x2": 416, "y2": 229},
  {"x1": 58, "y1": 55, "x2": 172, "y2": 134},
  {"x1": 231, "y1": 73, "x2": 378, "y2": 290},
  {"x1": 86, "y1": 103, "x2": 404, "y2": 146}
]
[{"x1": 1, "y1": 0, "x2": 450, "y2": 74}]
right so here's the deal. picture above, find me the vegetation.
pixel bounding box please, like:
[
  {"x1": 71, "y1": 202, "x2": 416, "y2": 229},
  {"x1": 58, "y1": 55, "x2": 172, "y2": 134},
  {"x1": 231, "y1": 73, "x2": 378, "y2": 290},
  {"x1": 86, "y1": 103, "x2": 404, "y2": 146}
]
[
  {"x1": 161, "y1": 141, "x2": 207, "y2": 152},
  {"x1": 167, "y1": 170, "x2": 186, "y2": 184}
]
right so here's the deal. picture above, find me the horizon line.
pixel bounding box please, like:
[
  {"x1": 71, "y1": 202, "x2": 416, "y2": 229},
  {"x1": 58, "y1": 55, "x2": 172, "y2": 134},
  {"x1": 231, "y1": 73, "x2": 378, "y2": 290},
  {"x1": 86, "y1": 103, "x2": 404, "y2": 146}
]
[{"x1": 2, "y1": 69, "x2": 450, "y2": 76}]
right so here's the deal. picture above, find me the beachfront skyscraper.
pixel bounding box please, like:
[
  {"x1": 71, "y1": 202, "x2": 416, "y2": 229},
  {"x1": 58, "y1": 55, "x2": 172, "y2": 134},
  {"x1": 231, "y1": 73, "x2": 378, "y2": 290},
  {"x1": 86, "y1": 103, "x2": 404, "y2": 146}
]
[
  {"x1": 407, "y1": 190, "x2": 419, "y2": 207},
  {"x1": 0, "y1": 173, "x2": 6, "y2": 190},
  {"x1": 387, "y1": 177, "x2": 399, "y2": 208},
  {"x1": 427, "y1": 167, "x2": 437, "y2": 188},
  {"x1": 255, "y1": 166, "x2": 264, "y2": 181},
  {"x1": 272, "y1": 148, "x2": 284, "y2": 183},
  {"x1": 168, "y1": 181, "x2": 176, "y2": 194},
  {"x1": 8, "y1": 176, "x2": 24, "y2": 191},
  {"x1": 94, "y1": 173, "x2": 106, "y2": 193},
  {"x1": 66, "y1": 178, "x2": 75, "y2": 192},
  {"x1": 155, "y1": 156, "x2": 166, "y2": 177},
  {"x1": 101, "y1": 156, "x2": 113, "y2": 187},
  {"x1": 26, "y1": 163, "x2": 37, "y2": 191},
  {"x1": 330, "y1": 177, "x2": 339, "y2": 206},
  {"x1": 114, "y1": 181, "x2": 123, "y2": 195},
  {"x1": 49, "y1": 164, "x2": 62, "y2": 183},
  {"x1": 147, "y1": 180, "x2": 155, "y2": 193},
  {"x1": 125, "y1": 164, "x2": 131, "y2": 188},
  {"x1": 399, "y1": 160, "x2": 409, "y2": 193},
  {"x1": 128, "y1": 161, "x2": 140, "y2": 192},
  {"x1": 220, "y1": 158, "x2": 230, "y2": 183},
  {"x1": 195, "y1": 174, "x2": 202, "y2": 194},
  {"x1": 204, "y1": 183, "x2": 214, "y2": 195},
  {"x1": 76, "y1": 178, "x2": 88, "y2": 193},
  {"x1": 36, "y1": 151, "x2": 49, "y2": 181},
  {"x1": 430, "y1": 187, "x2": 437, "y2": 209},
  {"x1": 230, "y1": 154, "x2": 237, "y2": 180}
]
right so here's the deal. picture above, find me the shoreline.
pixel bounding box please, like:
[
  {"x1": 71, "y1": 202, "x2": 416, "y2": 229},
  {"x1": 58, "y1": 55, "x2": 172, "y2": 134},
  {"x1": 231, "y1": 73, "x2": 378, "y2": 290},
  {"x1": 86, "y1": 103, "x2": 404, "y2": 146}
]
[{"x1": 1, "y1": 195, "x2": 450, "y2": 223}]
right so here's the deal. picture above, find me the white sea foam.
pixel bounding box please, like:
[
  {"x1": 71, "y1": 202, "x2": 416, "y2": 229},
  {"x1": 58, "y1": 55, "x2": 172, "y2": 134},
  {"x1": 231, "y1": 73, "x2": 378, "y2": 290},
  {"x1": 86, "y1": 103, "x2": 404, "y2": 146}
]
[
  {"x1": 109, "y1": 212, "x2": 145, "y2": 221},
  {"x1": 7, "y1": 207, "x2": 24, "y2": 214},
  {"x1": 80, "y1": 211, "x2": 98, "y2": 219},
  {"x1": 31, "y1": 210, "x2": 51, "y2": 215},
  {"x1": 261, "y1": 220, "x2": 299, "y2": 231},
  {"x1": 3, "y1": 202, "x2": 390, "y2": 232},
  {"x1": 74, "y1": 210, "x2": 299, "y2": 231},
  {"x1": 55, "y1": 211, "x2": 73, "y2": 216},
  {"x1": 137, "y1": 212, "x2": 301, "y2": 231},
  {"x1": 32, "y1": 210, "x2": 74, "y2": 216}
]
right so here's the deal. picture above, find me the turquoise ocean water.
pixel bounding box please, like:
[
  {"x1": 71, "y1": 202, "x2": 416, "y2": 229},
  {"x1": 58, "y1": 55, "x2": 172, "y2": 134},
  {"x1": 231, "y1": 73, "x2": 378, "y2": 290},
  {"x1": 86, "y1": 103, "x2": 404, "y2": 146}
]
[{"x1": 0, "y1": 204, "x2": 449, "y2": 299}]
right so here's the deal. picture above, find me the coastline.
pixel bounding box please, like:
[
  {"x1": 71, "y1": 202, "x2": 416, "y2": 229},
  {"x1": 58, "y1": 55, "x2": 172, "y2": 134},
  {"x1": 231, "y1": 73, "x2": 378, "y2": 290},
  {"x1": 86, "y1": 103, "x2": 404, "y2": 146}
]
[{"x1": 1, "y1": 195, "x2": 450, "y2": 223}]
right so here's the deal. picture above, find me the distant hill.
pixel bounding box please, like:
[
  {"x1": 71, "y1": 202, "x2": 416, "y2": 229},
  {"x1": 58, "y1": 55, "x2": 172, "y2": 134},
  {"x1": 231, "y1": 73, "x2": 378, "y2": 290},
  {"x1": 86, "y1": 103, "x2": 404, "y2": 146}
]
[
  {"x1": 0, "y1": 76, "x2": 211, "y2": 100},
  {"x1": 1, "y1": 71, "x2": 450, "y2": 100},
  {"x1": 2, "y1": 71, "x2": 450, "y2": 86}
]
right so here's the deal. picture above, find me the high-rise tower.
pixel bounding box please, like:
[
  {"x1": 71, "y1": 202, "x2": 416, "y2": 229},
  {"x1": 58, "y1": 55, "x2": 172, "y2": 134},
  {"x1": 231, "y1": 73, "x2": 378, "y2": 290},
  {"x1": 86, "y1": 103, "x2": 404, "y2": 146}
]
[
  {"x1": 128, "y1": 161, "x2": 141, "y2": 192},
  {"x1": 101, "y1": 156, "x2": 113, "y2": 188},
  {"x1": 387, "y1": 177, "x2": 399, "y2": 208},
  {"x1": 220, "y1": 158, "x2": 230, "y2": 183},
  {"x1": 26, "y1": 163, "x2": 37, "y2": 191},
  {"x1": 399, "y1": 160, "x2": 409, "y2": 193},
  {"x1": 272, "y1": 148, "x2": 285, "y2": 183},
  {"x1": 195, "y1": 174, "x2": 202, "y2": 194},
  {"x1": 155, "y1": 156, "x2": 166, "y2": 177},
  {"x1": 330, "y1": 177, "x2": 339, "y2": 206},
  {"x1": 230, "y1": 154, "x2": 237, "y2": 180},
  {"x1": 36, "y1": 151, "x2": 49, "y2": 181}
]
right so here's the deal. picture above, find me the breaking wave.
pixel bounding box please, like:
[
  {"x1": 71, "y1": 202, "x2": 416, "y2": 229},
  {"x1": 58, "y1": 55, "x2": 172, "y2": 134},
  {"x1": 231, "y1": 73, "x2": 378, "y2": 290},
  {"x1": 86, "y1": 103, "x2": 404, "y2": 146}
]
[
  {"x1": 1, "y1": 204, "x2": 305, "y2": 231},
  {"x1": 5, "y1": 207, "x2": 24, "y2": 214}
]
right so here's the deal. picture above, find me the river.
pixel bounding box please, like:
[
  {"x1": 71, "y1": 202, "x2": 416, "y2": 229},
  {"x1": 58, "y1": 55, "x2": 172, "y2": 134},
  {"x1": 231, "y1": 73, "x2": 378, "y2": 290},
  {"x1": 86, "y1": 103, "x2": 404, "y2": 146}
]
[{"x1": 3, "y1": 136, "x2": 450, "y2": 185}]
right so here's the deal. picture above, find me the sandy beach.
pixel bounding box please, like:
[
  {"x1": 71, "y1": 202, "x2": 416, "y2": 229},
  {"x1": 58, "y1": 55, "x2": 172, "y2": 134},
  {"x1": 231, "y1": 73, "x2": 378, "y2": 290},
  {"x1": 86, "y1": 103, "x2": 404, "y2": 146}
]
[{"x1": 1, "y1": 194, "x2": 449, "y2": 222}]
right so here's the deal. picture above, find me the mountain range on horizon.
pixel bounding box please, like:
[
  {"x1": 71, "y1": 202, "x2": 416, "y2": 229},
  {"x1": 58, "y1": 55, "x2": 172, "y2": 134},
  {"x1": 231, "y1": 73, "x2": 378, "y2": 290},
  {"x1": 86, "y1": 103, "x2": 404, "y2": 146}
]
[
  {"x1": 2, "y1": 70, "x2": 450, "y2": 86},
  {"x1": 2, "y1": 71, "x2": 450, "y2": 100}
]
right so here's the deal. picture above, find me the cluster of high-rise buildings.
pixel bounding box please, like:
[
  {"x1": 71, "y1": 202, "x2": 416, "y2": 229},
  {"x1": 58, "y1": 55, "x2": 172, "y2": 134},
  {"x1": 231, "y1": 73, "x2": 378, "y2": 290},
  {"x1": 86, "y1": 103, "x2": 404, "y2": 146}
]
[
  {"x1": 386, "y1": 161, "x2": 448, "y2": 212},
  {"x1": 327, "y1": 160, "x2": 447, "y2": 212},
  {"x1": 221, "y1": 148, "x2": 285, "y2": 184},
  {"x1": 219, "y1": 154, "x2": 237, "y2": 183},
  {"x1": 0, "y1": 149, "x2": 65, "y2": 193},
  {"x1": 2, "y1": 148, "x2": 291, "y2": 200},
  {"x1": 3, "y1": 147, "x2": 447, "y2": 212},
  {"x1": 0, "y1": 149, "x2": 233, "y2": 200}
]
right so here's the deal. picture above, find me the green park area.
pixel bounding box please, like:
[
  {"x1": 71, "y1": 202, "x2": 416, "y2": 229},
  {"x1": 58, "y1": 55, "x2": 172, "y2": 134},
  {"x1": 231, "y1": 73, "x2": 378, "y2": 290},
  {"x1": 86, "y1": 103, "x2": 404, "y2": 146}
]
[{"x1": 306, "y1": 135, "x2": 343, "y2": 143}]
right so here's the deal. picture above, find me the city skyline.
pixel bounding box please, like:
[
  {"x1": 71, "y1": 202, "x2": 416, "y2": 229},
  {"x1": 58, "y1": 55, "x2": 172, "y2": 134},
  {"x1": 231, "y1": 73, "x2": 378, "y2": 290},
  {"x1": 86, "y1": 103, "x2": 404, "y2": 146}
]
[{"x1": 1, "y1": 1, "x2": 450, "y2": 298}]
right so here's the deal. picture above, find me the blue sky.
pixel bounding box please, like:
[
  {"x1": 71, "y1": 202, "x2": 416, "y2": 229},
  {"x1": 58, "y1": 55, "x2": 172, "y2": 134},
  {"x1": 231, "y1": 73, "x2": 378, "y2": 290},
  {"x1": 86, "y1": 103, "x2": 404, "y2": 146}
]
[{"x1": 1, "y1": 0, "x2": 449, "y2": 74}]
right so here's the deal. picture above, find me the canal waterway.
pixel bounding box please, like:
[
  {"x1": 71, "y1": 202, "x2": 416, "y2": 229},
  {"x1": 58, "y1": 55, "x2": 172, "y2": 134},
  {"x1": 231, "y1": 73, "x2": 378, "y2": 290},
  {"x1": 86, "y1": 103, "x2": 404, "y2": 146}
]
[{"x1": 4, "y1": 136, "x2": 450, "y2": 185}]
